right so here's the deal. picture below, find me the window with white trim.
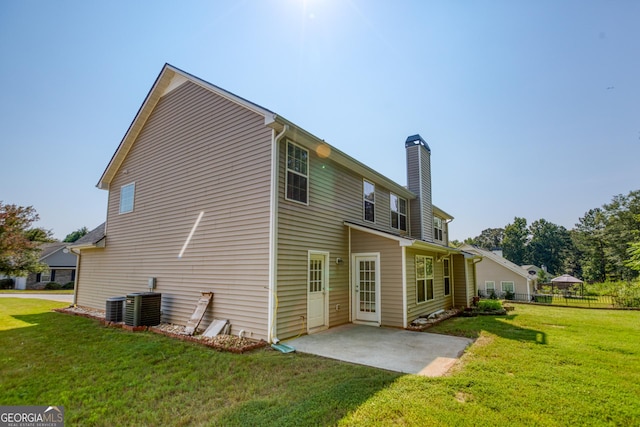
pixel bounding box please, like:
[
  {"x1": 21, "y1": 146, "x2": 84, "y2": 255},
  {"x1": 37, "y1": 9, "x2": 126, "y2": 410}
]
[
  {"x1": 119, "y1": 183, "x2": 135, "y2": 214},
  {"x1": 363, "y1": 180, "x2": 375, "y2": 222},
  {"x1": 485, "y1": 281, "x2": 496, "y2": 292},
  {"x1": 434, "y1": 216, "x2": 443, "y2": 241},
  {"x1": 40, "y1": 269, "x2": 51, "y2": 283},
  {"x1": 443, "y1": 258, "x2": 451, "y2": 296},
  {"x1": 390, "y1": 193, "x2": 407, "y2": 231},
  {"x1": 501, "y1": 281, "x2": 515, "y2": 293},
  {"x1": 416, "y1": 255, "x2": 434, "y2": 303},
  {"x1": 286, "y1": 141, "x2": 309, "y2": 204}
]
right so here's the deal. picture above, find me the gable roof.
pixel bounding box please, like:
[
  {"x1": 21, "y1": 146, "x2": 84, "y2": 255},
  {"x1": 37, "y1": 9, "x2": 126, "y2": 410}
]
[
  {"x1": 39, "y1": 242, "x2": 70, "y2": 261},
  {"x1": 461, "y1": 244, "x2": 536, "y2": 280},
  {"x1": 97, "y1": 64, "x2": 275, "y2": 190},
  {"x1": 97, "y1": 63, "x2": 415, "y2": 201}
]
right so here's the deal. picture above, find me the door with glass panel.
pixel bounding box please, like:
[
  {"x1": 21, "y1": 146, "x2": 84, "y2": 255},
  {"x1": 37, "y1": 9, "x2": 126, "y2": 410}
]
[
  {"x1": 353, "y1": 254, "x2": 380, "y2": 323},
  {"x1": 307, "y1": 253, "x2": 328, "y2": 331}
]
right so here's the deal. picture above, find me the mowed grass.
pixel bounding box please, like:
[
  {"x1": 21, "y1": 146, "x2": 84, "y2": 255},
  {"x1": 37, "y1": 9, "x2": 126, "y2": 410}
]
[
  {"x1": 0, "y1": 289, "x2": 74, "y2": 294},
  {"x1": 342, "y1": 305, "x2": 640, "y2": 426},
  {"x1": 1, "y1": 299, "x2": 639, "y2": 426},
  {"x1": 0, "y1": 298, "x2": 399, "y2": 426}
]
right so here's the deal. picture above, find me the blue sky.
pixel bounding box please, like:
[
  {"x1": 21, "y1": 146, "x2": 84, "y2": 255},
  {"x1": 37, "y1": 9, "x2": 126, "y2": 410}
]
[{"x1": 1, "y1": 0, "x2": 638, "y2": 241}]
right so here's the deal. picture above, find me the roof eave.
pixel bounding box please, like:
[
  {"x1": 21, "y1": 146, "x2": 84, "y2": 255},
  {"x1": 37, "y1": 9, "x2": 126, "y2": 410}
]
[
  {"x1": 270, "y1": 116, "x2": 416, "y2": 200},
  {"x1": 345, "y1": 221, "x2": 460, "y2": 254},
  {"x1": 97, "y1": 63, "x2": 275, "y2": 190}
]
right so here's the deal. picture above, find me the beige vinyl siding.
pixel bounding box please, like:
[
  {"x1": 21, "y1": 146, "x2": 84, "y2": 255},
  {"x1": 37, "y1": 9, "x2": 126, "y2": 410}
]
[
  {"x1": 406, "y1": 144, "x2": 433, "y2": 242},
  {"x1": 350, "y1": 229, "x2": 403, "y2": 327},
  {"x1": 76, "y1": 80, "x2": 273, "y2": 340},
  {"x1": 405, "y1": 248, "x2": 453, "y2": 322},
  {"x1": 406, "y1": 144, "x2": 422, "y2": 240},
  {"x1": 467, "y1": 259, "x2": 477, "y2": 305},
  {"x1": 453, "y1": 254, "x2": 469, "y2": 307},
  {"x1": 275, "y1": 138, "x2": 407, "y2": 338},
  {"x1": 475, "y1": 259, "x2": 529, "y2": 296}
]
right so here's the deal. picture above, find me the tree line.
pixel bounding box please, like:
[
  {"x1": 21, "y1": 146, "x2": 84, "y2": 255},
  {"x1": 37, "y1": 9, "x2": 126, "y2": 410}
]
[{"x1": 459, "y1": 190, "x2": 640, "y2": 283}]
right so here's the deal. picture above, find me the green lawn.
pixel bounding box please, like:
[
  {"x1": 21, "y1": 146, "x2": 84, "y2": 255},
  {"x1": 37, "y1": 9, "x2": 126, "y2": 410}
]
[
  {"x1": 1, "y1": 299, "x2": 639, "y2": 426},
  {"x1": 0, "y1": 289, "x2": 74, "y2": 294}
]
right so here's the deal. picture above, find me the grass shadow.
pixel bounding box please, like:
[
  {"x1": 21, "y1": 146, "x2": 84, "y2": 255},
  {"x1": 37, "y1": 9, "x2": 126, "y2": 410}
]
[
  {"x1": 1, "y1": 301, "x2": 401, "y2": 426},
  {"x1": 429, "y1": 313, "x2": 547, "y2": 345}
]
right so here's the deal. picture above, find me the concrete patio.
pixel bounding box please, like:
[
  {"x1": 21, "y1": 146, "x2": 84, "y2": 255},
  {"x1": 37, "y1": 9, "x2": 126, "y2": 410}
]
[{"x1": 285, "y1": 324, "x2": 473, "y2": 376}]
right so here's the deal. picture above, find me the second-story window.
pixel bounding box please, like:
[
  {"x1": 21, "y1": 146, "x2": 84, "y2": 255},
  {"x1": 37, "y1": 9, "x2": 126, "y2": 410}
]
[
  {"x1": 286, "y1": 141, "x2": 308, "y2": 204},
  {"x1": 433, "y1": 216, "x2": 443, "y2": 241},
  {"x1": 363, "y1": 180, "x2": 375, "y2": 222},
  {"x1": 390, "y1": 193, "x2": 407, "y2": 231},
  {"x1": 119, "y1": 182, "x2": 135, "y2": 214}
]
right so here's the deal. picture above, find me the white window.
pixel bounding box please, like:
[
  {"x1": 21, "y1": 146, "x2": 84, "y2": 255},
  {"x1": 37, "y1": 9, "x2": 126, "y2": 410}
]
[
  {"x1": 286, "y1": 141, "x2": 309, "y2": 204},
  {"x1": 416, "y1": 255, "x2": 434, "y2": 303},
  {"x1": 40, "y1": 269, "x2": 51, "y2": 282},
  {"x1": 363, "y1": 180, "x2": 375, "y2": 222},
  {"x1": 433, "y1": 217, "x2": 443, "y2": 241},
  {"x1": 485, "y1": 281, "x2": 496, "y2": 292},
  {"x1": 119, "y1": 183, "x2": 135, "y2": 214},
  {"x1": 390, "y1": 193, "x2": 407, "y2": 231},
  {"x1": 501, "y1": 281, "x2": 515, "y2": 293},
  {"x1": 443, "y1": 258, "x2": 451, "y2": 296}
]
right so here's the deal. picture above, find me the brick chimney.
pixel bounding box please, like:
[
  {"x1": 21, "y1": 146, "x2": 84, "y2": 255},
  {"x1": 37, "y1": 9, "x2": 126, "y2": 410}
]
[{"x1": 406, "y1": 134, "x2": 433, "y2": 241}]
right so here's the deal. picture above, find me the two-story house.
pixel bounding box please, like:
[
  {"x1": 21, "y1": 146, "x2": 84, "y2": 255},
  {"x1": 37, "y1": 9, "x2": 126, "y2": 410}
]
[{"x1": 70, "y1": 64, "x2": 478, "y2": 342}]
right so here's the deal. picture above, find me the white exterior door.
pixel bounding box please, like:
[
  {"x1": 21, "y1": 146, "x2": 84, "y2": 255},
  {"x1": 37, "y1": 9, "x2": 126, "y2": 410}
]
[
  {"x1": 353, "y1": 254, "x2": 380, "y2": 323},
  {"x1": 307, "y1": 252, "x2": 329, "y2": 331}
]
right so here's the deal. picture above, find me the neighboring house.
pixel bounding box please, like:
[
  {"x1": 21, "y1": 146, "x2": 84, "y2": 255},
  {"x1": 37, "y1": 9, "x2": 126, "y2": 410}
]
[
  {"x1": 521, "y1": 264, "x2": 551, "y2": 283},
  {"x1": 69, "y1": 64, "x2": 480, "y2": 342},
  {"x1": 461, "y1": 245, "x2": 537, "y2": 300},
  {"x1": 25, "y1": 243, "x2": 78, "y2": 289}
]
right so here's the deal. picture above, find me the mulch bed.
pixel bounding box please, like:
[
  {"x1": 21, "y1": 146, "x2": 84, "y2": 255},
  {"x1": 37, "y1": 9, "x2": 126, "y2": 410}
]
[{"x1": 55, "y1": 306, "x2": 267, "y2": 353}]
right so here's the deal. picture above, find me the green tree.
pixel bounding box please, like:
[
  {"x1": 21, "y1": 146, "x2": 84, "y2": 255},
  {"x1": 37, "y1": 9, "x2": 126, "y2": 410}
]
[
  {"x1": 573, "y1": 208, "x2": 607, "y2": 282},
  {"x1": 527, "y1": 219, "x2": 571, "y2": 275},
  {"x1": 624, "y1": 214, "x2": 640, "y2": 273},
  {"x1": 502, "y1": 217, "x2": 529, "y2": 265},
  {"x1": 63, "y1": 227, "x2": 88, "y2": 243},
  {"x1": 0, "y1": 202, "x2": 46, "y2": 277},
  {"x1": 467, "y1": 227, "x2": 504, "y2": 250},
  {"x1": 25, "y1": 227, "x2": 56, "y2": 243},
  {"x1": 601, "y1": 191, "x2": 640, "y2": 281}
]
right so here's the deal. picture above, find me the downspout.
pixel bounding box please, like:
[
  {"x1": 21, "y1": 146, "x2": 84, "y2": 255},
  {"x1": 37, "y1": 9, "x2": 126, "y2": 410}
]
[
  {"x1": 471, "y1": 257, "x2": 483, "y2": 305},
  {"x1": 401, "y1": 246, "x2": 407, "y2": 327},
  {"x1": 269, "y1": 124, "x2": 289, "y2": 344},
  {"x1": 69, "y1": 247, "x2": 81, "y2": 307}
]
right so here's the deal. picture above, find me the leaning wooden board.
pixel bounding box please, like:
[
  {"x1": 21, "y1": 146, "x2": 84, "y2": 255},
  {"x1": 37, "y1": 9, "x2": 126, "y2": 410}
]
[{"x1": 184, "y1": 292, "x2": 213, "y2": 335}]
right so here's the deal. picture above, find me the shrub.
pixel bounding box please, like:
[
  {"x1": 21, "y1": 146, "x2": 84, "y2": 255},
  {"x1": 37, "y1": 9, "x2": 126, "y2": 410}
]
[
  {"x1": 504, "y1": 290, "x2": 515, "y2": 300},
  {"x1": 62, "y1": 282, "x2": 75, "y2": 290},
  {"x1": 44, "y1": 282, "x2": 62, "y2": 290},
  {"x1": 477, "y1": 300, "x2": 503, "y2": 312},
  {"x1": 0, "y1": 278, "x2": 15, "y2": 289}
]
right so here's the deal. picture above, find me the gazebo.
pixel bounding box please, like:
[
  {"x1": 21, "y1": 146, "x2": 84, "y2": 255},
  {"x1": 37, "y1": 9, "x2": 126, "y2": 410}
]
[{"x1": 551, "y1": 274, "x2": 584, "y2": 295}]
